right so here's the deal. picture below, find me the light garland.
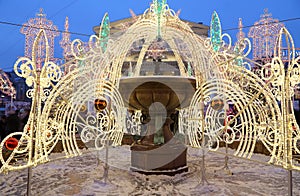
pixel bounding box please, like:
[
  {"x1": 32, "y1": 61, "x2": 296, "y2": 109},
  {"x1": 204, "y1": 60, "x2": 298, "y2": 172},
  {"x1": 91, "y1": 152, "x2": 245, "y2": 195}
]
[
  {"x1": 1, "y1": 0, "x2": 300, "y2": 174},
  {"x1": 248, "y1": 9, "x2": 284, "y2": 62},
  {"x1": 21, "y1": 8, "x2": 59, "y2": 63},
  {"x1": 0, "y1": 69, "x2": 16, "y2": 98}
]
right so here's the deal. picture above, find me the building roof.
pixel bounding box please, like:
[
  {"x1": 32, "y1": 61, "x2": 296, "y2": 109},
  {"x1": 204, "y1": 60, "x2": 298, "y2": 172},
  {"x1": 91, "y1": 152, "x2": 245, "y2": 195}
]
[{"x1": 93, "y1": 15, "x2": 209, "y2": 37}]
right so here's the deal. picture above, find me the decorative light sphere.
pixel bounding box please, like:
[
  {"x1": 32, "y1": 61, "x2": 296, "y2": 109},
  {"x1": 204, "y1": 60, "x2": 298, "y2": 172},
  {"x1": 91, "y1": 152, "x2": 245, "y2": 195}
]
[
  {"x1": 5, "y1": 138, "x2": 18, "y2": 151},
  {"x1": 94, "y1": 99, "x2": 107, "y2": 111},
  {"x1": 211, "y1": 98, "x2": 224, "y2": 111}
]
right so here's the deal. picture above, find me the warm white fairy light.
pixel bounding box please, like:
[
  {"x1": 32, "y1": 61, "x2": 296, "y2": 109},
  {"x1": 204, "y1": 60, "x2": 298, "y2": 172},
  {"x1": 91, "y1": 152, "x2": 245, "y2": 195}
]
[
  {"x1": 21, "y1": 8, "x2": 59, "y2": 63},
  {"x1": 0, "y1": 29, "x2": 62, "y2": 173},
  {"x1": 0, "y1": 69, "x2": 16, "y2": 98},
  {"x1": 60, "y1": 16, "x2": 72, "y2": 59},
  {"x1": 1, "y1": 1, "x2": 300, "y2": 175},
  {"x1": 248, "y1": 9, "x2": 284, "y2": 62}
]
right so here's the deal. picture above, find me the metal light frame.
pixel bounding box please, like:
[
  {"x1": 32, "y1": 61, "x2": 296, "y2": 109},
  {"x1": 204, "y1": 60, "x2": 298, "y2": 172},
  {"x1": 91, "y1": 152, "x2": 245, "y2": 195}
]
[{"x1": 1, "y1": 1, "x2": 300, "y2": 177}]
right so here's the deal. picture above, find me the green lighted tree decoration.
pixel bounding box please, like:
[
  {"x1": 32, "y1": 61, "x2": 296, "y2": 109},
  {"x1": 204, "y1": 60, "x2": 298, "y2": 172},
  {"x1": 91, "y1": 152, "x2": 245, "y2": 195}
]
[
  {"x1": 154, "y1": 0, "x2": 167, "y2": 38},
  {"x1": 155, "y1": 0, "x2": 167, "y2": 15},
  {"x1": 210, "y1": 11, "x2": 222, "y2": 52},
  {"x1": 99, "y1": 13, "x2": 110, "y2": 53},
  {"x1": 72, "y1": 13, "x2": 110, "y2": 61},
  {"x1": 234, "y1": 47, "x2": 243, "y2": 67}
]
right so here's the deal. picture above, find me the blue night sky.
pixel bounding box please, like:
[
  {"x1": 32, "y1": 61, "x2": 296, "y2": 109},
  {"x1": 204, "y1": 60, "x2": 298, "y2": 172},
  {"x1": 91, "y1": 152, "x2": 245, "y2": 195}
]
[{"x1": 0, "y1": 0, "x2": 299, "y2": 71}]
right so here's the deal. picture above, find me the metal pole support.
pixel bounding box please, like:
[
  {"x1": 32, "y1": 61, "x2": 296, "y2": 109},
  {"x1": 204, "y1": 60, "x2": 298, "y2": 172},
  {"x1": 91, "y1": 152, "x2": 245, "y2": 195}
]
[
  {"x1": 27, "y1": 166, "x2": 32, "y2": 196},
  {"x1": 288, "y1": 169, "x2": 293, "y2": 196},
  {"x1": 102, "y1": 140, "x2": 109, "y2": 184}
]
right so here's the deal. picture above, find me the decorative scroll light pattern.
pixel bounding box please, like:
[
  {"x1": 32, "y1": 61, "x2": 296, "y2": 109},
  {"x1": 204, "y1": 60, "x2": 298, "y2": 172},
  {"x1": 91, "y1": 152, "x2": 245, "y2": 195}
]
[
  {"x1": 60, "y1": 16, "x2": 72, "y2": 59},
  {"x1": 232, "y1": 18, "x2": 252, "y2": 70},
  {"x1": 21, "y1": 8, "x2": 59, "y2": 63},
  {"x1": 0, "y1": 30, "x2": 62, "y2": 173},
  {"x1": 1, "y1": 1, "x2": 300, "y2": 175},
  {"x1": 73, "y1": 79, "x2": 126, "y2": 151},
  {"x1": 206, "y1": 11, "x2": 252, "y2": 75},
  {"x1": 14, "y1": 30, "x2": 62, "y2": 101},
  {"x1": 87, "y1": 13, "x2": 110, "y2": 54},
  {"x1": 126, "y1": 110, "x2": 142, "y2": 135},
  {"x1": 186, "y1": 11, "x2": 300, "y2": 171},
  {"x1": 0, "y1": 69, "x2": 16, "y2": 98},
  {"x1": 248, "y1": 9, "x2": 284, "y2": 62},
  {"x1": 187, "y1": 69, "x2": 282, "y2": 159},
  {"x1": 71, "y1": 13, "x2": 110, "y2": 62},
  {"x1": 261, "y1": 28, "x2": 300, "y2": 101},
  {"x1": 264, "y1": 27, "x2": 300, "y2": 169}
]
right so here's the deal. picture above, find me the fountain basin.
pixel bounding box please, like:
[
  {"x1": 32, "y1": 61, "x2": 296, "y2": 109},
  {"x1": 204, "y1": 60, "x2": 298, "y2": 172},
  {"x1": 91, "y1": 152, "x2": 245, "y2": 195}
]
[
  {"x1": 119, "y1": 76, "x2": 196, "y2": 113},
  {"x1": 119, "y1": 76, "x2": 196, "y2": 175}
]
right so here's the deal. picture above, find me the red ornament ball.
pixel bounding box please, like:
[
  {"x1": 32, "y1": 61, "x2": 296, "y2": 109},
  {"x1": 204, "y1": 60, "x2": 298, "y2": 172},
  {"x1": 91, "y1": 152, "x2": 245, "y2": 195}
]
[{"x1": 5, "y1": 137, "x2": 19, "y2": 151}]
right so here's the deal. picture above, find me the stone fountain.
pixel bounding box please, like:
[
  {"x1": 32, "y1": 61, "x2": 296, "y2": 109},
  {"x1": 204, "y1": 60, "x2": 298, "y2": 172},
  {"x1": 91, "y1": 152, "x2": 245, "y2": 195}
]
[{"x1": 119, "y1": 62, "x2": 196, "y2": 175}]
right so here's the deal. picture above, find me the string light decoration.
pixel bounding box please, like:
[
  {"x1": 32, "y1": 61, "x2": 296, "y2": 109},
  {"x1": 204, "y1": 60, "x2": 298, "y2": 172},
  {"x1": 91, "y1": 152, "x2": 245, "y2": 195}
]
[
  {"x1": 98, "y1": 13, "x2": 110, "y2": 53},
  {"x1": 60, "y1": 17, "x2": 89, "y2": 75},
  {"x1": 0, "y1": 1, "x2": 300, "y2": 179},
  {"x1": 59, "y1": 16, "x2": 78, "y2": 75},
  {"x1": 146, "y1": 38, "x2": 167, "y2": 60},
  {"x1": 21, "y1": 8, "x2": 59, "y2": 64},
  {"x1": 60, "y1": 16, "x2": 72, "y2": 60},
  {"x1": 183, "y1": 10, "x2": 300, "y2": 172},
  {"x1": 210, "y1": 11, "x2": 222, "y2": 52},
  {"x1": 120, "y1": 9, "x2": 138, "y2": 31},
  {"x1": 0, "y1": 29, "x2": 62, "y2": 173},
  {"x1": 0, "y1": 69, "x2": 16, "y2": 98},
  {"x1": 234, "y1": 18, "x2": 245, "y2": 67},
  {"x1": 154, "y1": 0, "x2": 166, "y2": 38},
  {"x1": 260, "y1": 28, "x2": 300, "y2": 169},
  {"x1": 248, "y1": 9, "x2": 284, "y2": 63}
]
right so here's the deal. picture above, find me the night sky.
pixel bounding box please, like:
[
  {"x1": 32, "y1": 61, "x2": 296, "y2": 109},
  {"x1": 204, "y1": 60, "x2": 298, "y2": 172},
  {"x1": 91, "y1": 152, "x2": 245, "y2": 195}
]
[{"x1": 0, "y1": 0, "x2": 299, "y2": 71}]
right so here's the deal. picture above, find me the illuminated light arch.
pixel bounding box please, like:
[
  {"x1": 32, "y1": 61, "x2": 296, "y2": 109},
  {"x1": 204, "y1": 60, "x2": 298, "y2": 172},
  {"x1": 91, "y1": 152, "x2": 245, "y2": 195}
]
[
  {"x1": 186, "y1": 67, "x2": 282, "y2": 161},
  {"x1": 1, "y1": 1, "x2": 300, "y2": 174}
]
